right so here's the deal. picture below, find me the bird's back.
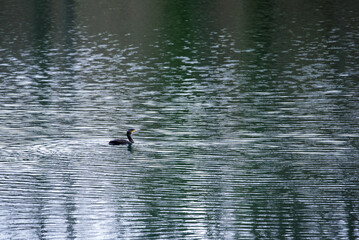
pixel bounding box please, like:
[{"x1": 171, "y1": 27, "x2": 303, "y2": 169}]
[{"x1": 109, "y1": 139, "x2": 130, "y2": 145}]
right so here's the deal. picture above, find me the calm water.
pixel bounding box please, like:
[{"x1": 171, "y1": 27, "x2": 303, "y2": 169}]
[{"x1": 1, "y1": 0, "x2": 359, "y2": 239}]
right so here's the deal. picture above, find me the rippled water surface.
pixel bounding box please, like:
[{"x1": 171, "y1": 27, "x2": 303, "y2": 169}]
[{"x1": 1, "y1": 0, "x2": 359, "y2": 239}]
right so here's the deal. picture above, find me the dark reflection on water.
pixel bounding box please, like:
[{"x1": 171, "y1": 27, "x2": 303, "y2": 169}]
[{"x1": 1, "y1": 0, "x2": 359, "y2": 239}]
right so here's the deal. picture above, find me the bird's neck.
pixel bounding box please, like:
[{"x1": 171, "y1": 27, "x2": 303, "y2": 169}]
[{"x1": 127, "y1": 132, "x2": 134, "y2": 143}]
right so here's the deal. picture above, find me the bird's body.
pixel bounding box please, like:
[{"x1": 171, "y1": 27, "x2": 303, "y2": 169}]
[
  {"x1": 109, "y1": 139, "x2": 132, "y2": 145},
  {"x1": 109, "y1": 129, "x2": 135, "y2": 145}
]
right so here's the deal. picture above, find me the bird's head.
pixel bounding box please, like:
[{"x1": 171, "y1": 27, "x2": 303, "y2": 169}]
[{"x1": 127, "y1": 129, "x2": 136, "y2": 134}]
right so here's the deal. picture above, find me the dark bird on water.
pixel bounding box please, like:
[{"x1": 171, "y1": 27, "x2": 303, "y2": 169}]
[{"x1": 109, "y1": 129, "x2": 136, "y2": 145}]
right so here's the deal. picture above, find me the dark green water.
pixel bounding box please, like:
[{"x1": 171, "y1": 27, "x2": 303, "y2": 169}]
[{"x1": 1, "y1": 0, "x2": 359, "y2": 239}]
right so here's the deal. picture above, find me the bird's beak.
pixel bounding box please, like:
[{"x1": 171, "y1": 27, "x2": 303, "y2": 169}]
[{"x1": 132, "y1": 129, "x2": 136, "y2": 133}]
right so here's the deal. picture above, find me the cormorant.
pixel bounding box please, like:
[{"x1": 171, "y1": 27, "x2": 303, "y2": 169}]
[{"x1": 109, "y1": 129, "x2": 136, "y2": 145}]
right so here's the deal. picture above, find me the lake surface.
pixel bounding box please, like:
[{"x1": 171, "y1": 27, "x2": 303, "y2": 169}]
[{"x1": 1, "y1": 0, "x2": 359, "y2": 239}]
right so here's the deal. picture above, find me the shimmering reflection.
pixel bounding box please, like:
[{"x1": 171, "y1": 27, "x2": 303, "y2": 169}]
[{"x1": 1, "y1": 0, "x2": 359, "y2": 239}]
